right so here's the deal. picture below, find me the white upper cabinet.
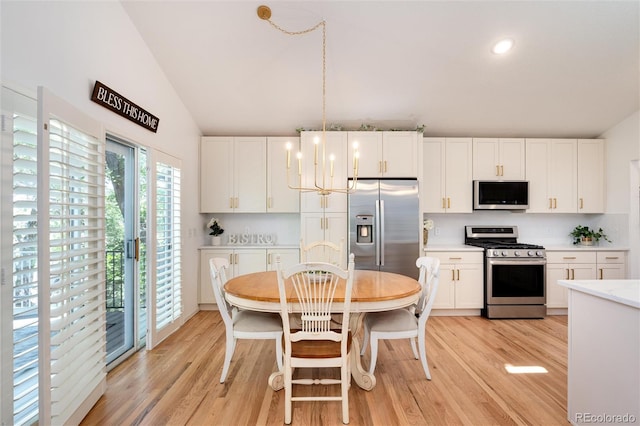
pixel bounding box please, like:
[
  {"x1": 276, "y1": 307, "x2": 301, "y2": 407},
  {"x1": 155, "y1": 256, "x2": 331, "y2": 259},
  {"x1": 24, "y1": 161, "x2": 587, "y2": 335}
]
[
  {"x1": 267, "y1": 136, "x2": 300, "y2": 213},
  {"x1": 348, "y1": 131, "x2": 418, "y2": 178},
  {"x1": 200, "y1": 137, "x2": 233, "y2": 213},
  {"x1": 299, "y1": 131, "x2": 348, "y2": 213},
  {"x1": 577, "y1": 139, "x2": 604, "y2": 213},
  {"x1": 200, "y1": 136, "x2": 266, "y2": 213},
  {"x1": 472, "y1": 138, "x2": 525, "y2": 180},
  {"x1": 422, "y1": 137, "x2": 473, "y2": 213},
  {"x1": 347, "y1": 131, "x2": 381, "y2": 178},
  {"x1": 525, "y1": 138, "x2": 577, "y2": 213}
]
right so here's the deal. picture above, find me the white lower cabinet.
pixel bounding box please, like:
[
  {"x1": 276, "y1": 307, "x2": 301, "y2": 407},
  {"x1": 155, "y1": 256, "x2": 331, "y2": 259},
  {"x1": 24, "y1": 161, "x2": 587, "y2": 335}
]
[
  {"x1": 546, "y1": 250, "x2": 627, "y2": 309},
  {"x1": 596, "y1": 251, "x2": 627, "y2": 280},
  {"x1": 199, "y1": 247, "x2": 299, "y2": 305},
  {"x1": 266, "y1": 248, "x2": 300, "y2": 271},
  {"x1": 428, "y1": 251, "x2": 484, "y2": 310},
  {"x1": 546, "y1": 252, "x2": 597, "y2": 309}
]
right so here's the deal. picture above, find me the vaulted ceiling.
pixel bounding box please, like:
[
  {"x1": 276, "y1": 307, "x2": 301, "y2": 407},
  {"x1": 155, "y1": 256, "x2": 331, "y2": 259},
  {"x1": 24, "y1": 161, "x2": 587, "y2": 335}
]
[{"x1": 122, "y1": 1, "x2": 639, "y2": 138}]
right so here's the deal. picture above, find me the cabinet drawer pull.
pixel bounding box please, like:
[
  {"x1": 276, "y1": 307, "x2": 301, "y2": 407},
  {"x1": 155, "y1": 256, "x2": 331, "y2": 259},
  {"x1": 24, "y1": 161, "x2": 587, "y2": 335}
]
[
  {"x1": 579, "y1": 198, "x2": 584, "y2": 209},
  {"x1": 447, "y1": 198, "x2": 451, "y2": 209},
  {"x1": 452, "y1": 269, "x2": 455, "y2": 280},
  {"x1": 549, "y1": 198, "x2": 553, "y2": 209},
  {"x1": 500, "y1": 165, "x2": 504, "y2": 176},
  {"x1": 605, "y1": 256, "x2": 619, "y2": 260},
  {"x1": 599, "y1": 268, "x2": 603, "y2": 280},
  {"x1": 571, "y1": 269, "x2": 575, "y2": 280},
  {"x1": 553, "y1": 198, "x2": 557, "y2": 209},
  {"x1": 456, "y1": 269, "x2": 460, "y2": 281},
  {"x1": 230, "y1": 197, "x2": 234, "y2": 209},
  {"x1": 384, "y1": 160, "x2": 388, "y2": 173},
  {"x1": 442, "y1": 198, "x2": 446, "y2": 209},
  {"x1": 563, "y1": 257, "x2": 577, "y2": 260},
  {"x1": 448, "y1": 257, "x2": 462, "y2": 260},
  {"x1": 565, "y1": 269, "x2": 570, "y2": 280},
  {"x1": 496, "y1": 165, "x2": 500, "y2": 176}
]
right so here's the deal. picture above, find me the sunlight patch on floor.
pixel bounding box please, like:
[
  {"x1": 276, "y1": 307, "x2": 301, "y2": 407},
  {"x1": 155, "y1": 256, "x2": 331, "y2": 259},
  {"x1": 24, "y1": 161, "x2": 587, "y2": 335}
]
[{"x1": 504, "y1": 364, "x2": 548, "y2": 374}]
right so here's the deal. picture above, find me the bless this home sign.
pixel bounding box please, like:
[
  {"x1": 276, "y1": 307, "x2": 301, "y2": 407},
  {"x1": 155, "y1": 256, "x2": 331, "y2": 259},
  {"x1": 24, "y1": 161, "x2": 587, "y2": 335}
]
[{"x1": 91, "y1": 81, "x2": 160, "y2": 133}]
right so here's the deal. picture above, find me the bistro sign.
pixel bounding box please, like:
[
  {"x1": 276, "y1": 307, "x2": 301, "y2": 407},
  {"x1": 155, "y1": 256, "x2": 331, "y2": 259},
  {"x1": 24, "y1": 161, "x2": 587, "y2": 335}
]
[{"x1": 91, "y1": 81, "x2": 159, "y2": 133}]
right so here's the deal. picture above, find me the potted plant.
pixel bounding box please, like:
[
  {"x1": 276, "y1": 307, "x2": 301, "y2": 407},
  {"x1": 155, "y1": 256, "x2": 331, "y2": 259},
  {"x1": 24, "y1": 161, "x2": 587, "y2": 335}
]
[
  {"x1": 569, "y1": 225, "x2": 611, "y2": 246},
  {"x1": 207, "y1": 217, "x2": 224, "y2": 245},
  {"x1": 423, "y1": 219, "x2": 434, "y2": 246}
]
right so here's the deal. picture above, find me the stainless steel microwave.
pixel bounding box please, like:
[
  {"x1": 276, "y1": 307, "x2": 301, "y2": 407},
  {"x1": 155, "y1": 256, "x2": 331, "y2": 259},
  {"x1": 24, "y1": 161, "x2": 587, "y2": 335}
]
[{"x1": 473, "y1": 180, "x2": 529, "y2": 210}]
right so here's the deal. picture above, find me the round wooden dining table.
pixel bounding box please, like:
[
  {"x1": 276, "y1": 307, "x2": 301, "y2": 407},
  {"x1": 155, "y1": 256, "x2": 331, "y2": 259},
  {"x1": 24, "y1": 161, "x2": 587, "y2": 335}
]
[{"x1": 224, "y1": 269, "x2": 422, "y2": 391}]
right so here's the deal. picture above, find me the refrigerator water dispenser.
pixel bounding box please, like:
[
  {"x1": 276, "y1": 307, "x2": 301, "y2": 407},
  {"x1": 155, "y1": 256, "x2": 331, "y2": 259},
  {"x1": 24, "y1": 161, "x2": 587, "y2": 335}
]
[{"x1": 355, "y1": 215, "x2": 373, "y2": 244}]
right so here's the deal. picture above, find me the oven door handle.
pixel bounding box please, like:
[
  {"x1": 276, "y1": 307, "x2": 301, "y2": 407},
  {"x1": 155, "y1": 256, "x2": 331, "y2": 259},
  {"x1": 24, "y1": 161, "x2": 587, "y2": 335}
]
[{"x1": 487, "y1": 258, "x2": 547, "y2": 266}]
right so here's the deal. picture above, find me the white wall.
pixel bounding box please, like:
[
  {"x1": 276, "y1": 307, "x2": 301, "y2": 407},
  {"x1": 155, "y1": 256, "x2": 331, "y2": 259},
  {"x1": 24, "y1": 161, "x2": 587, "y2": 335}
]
[
  {"x1": 601, "y1": 110, "x2": 640, "y2": 214},
  {"x1": 1, "y1": 1, "x2": 203, "y2": 317},
  {"x1": 600, "y1": 110, "x2": 639, "y2": 278}
]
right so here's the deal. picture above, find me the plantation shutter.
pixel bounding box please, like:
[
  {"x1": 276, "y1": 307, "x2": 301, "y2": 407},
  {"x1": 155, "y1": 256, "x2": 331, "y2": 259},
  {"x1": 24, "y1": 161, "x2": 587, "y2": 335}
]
[
  {"x1": 37, "y1": 87, "x2": 106, "y2": 424},
  {"x1": 147, "y1": 150, "x2": 182, "y2": 349},
  {"x1": 1, "y1": 86, "x2": 40, "y2": 426}
]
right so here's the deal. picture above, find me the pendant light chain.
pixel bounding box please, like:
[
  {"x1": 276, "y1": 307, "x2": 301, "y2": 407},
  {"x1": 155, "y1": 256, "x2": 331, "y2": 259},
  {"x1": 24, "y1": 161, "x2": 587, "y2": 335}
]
[
  {"x1": 264, "y1": 18, "x2": 327, "y2": 134},
  {"x1": 259, "y1": 5, "x2": 359, "y2": 194}
]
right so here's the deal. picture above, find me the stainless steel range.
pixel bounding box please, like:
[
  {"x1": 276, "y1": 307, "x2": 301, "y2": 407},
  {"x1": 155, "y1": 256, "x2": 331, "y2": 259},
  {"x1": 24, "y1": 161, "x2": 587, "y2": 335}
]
[{"x1": 465, "y1": 225, "x2": 546, "y2": 319}]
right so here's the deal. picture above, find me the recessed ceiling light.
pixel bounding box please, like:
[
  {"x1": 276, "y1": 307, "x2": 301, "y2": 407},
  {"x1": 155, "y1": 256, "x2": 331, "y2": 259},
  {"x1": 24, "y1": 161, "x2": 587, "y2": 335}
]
[{"x1": 492, "y1": 38, "x2": 514, "y2": 55}]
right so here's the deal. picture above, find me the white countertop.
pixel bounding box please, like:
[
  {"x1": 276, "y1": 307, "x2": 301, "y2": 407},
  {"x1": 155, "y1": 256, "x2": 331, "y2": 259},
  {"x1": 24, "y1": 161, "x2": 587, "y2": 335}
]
[
  {"x1": 545, "y1": 245, "x2": 629, "y2": 251},
  {"x1": 199, "y1": 245, "x2": 299, "y2": 249},
  {"x1": 424, "y1": 245, "x2": 484, "y2": 252},
  {"x1": 558, "y1": 279, "x2": 640, "y2": 309}
]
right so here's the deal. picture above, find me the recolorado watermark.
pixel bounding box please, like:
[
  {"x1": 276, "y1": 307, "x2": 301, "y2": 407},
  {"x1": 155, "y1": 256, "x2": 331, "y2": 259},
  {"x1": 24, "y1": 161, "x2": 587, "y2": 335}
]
[{"x1": 575, "y1": 412, "x2": 637, "y2": 424}]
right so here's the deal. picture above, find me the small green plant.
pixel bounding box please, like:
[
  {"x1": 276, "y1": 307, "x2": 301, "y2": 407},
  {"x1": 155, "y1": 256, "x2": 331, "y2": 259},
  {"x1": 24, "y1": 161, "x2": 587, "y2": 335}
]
[
  {"x1": 207, "y1": 217, "x2": 224, "y2": 236},
  {"x1": 570, "y1": 225, "x2": 610, "y2": 245}
]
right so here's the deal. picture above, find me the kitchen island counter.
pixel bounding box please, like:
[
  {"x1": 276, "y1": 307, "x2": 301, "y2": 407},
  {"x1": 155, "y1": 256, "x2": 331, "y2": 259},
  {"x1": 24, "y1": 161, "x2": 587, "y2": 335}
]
[{"x1": 558, "y1": 279, "x2": 639, "y2": 425}]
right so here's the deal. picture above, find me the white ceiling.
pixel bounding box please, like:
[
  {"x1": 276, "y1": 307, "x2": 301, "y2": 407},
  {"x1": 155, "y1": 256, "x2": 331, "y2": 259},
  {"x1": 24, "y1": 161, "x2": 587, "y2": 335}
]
[{"x1": 121, "y1": 1, "x2": 639, "y2": 138}]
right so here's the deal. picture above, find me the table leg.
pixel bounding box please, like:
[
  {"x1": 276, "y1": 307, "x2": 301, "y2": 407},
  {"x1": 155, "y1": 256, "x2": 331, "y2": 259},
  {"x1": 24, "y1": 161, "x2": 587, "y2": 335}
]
[
  {"x1": 349, "y1": 336, "x2": 376, "y2": 390},
  {"x1": 349, "y1": 313, "x2": 376, "y2": 391},
  {"x1": 268, "y1": 370, "x2": 284, "y2": 391}
]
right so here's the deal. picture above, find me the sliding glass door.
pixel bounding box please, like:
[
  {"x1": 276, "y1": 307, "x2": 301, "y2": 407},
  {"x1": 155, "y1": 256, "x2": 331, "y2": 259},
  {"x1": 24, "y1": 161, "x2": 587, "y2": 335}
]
[{"x1": 105, "y1": 138, "x2": 135, "y2": 364}]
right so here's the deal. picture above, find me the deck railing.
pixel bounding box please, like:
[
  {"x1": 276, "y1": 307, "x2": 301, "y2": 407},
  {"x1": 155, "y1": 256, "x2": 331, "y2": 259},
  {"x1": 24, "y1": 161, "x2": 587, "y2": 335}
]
[{"x1": 106, "y1": 249, "x2": 125, "y2": 310}]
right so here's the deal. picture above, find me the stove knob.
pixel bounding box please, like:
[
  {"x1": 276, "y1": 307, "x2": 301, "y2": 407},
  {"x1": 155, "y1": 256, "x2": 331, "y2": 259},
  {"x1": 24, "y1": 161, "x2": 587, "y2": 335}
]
[
  {"x1": 493, "y1": 250, "x2": 500, "y2": 256},
  {"x1": 502, "y1": 251, "x2": 508, "y2": 257},
  {"x1": 527, "y1": 250, "x2": 535, "y2": 256},
  {"x1": 514, "y1": 251, "x2": 521, "y2": 256},
  {"x1": 536, "y1": 250, "x2": 543, "y2": 257}
]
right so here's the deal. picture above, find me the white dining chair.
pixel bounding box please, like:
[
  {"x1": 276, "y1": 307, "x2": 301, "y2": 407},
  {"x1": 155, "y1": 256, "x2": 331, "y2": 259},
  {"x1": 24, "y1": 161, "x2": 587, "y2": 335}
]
[
  {"x1": 209, "y1": 258, "x2": 283, "y2": 383},
  {"x1": 360, "y1": 256, "x2": 440, "y2": 380},
  {"x1": 300, "y1": 238, "x2": 345, "y2": 267},
  {"x1": 276, "y1": 253, "x2": 355, "y2": 425}
]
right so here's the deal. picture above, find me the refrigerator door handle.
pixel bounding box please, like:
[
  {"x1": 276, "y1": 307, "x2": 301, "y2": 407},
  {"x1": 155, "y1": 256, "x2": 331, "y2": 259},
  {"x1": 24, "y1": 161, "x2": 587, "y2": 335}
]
[
  {"x1": 379, "y1": 199, "x2": 385, "y2": 266},
  {"x1": 375, "y1": 200, "x2": 381, "y2": 266}
]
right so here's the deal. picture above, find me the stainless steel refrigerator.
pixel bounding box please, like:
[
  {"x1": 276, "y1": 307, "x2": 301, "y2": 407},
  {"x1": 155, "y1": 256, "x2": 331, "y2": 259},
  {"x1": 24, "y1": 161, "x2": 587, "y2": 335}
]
[{"x1": 348, "y1": 179, "x2": 420, "y2": 278}]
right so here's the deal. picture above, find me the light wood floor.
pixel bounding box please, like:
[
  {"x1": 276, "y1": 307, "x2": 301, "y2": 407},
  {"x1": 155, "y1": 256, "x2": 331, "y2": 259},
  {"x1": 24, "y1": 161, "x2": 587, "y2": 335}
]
[{"x1": 81, "y1": 312, "x2": 568, "y2": 425}]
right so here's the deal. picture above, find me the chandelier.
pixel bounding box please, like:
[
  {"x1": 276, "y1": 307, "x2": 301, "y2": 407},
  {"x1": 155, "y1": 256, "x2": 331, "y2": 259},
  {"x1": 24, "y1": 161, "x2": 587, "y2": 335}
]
[{"x1": 257, "y1": 5, "x2": 359, "y2": 195}]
